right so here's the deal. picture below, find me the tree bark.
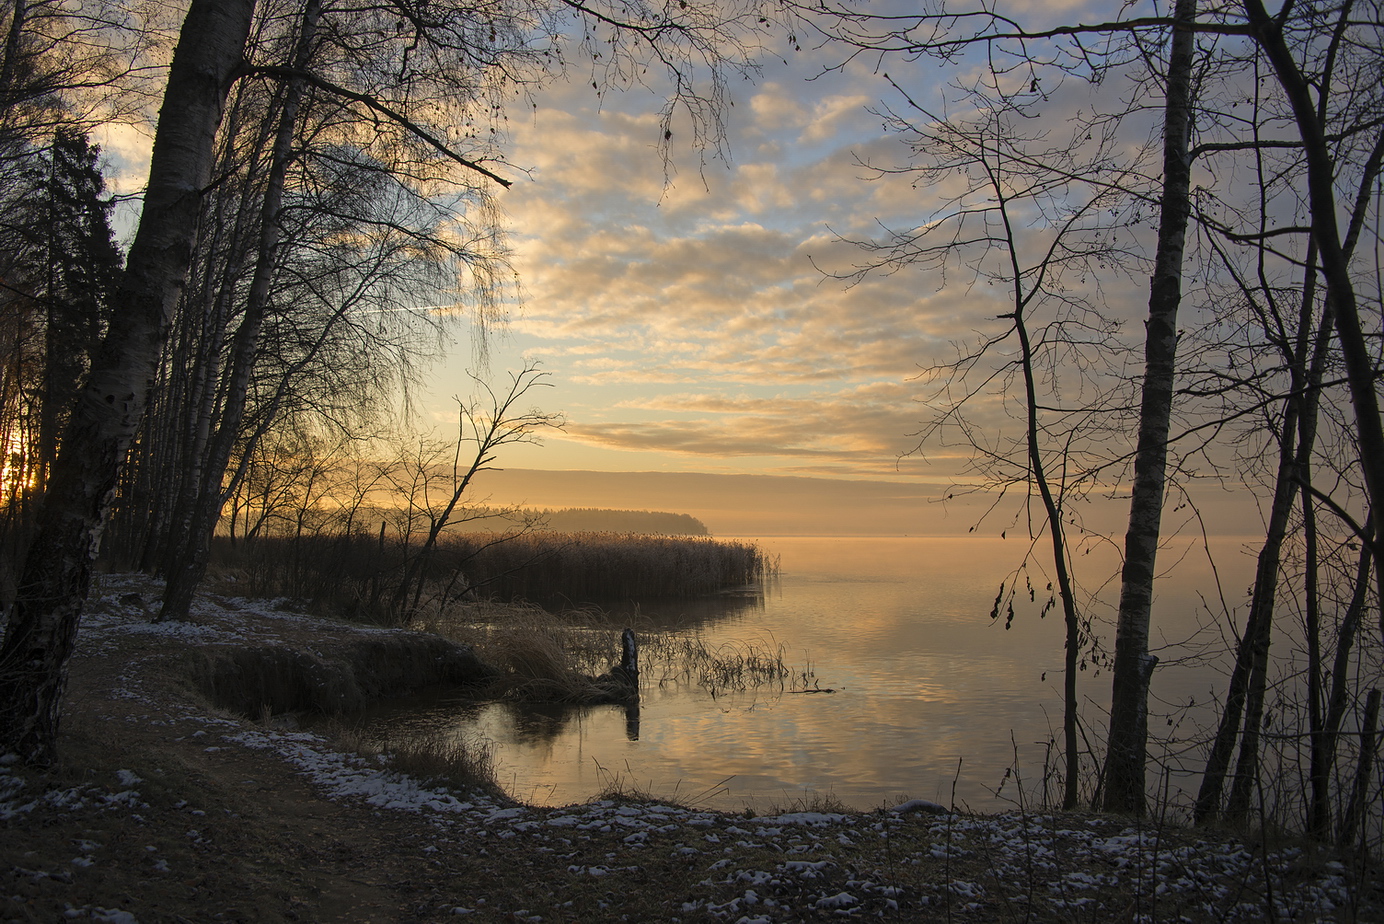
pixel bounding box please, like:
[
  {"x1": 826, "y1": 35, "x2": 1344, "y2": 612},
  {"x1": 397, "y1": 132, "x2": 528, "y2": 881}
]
[
  {"x1": 1194, "y1": 251, "x2": 1329, "y2": 823},
  {"x1": 1313, "y1": 529, "x2": 1372, "y2": 837},
  {"x1": 1338, "y1": 688, "x2": 1381, "y2": 848},
  {"x1": 1100, "y1": 0, "x2": 1197, "y2": 815},
  {"x1": 1243, "y1": 0, "x2": 1384, "y2": 620},
  {"x1": 0, "y1": 0, "x2": 255, "y2": 763},
  {"x1": 160, "y1": 0, "x2": 321, "y2": 622},
  {"x1": 0, "y1": 0, "x2": 28, "y2": 107},
  {"x1": 147, "y1": 83, "x2": 275, "y2": 574}
]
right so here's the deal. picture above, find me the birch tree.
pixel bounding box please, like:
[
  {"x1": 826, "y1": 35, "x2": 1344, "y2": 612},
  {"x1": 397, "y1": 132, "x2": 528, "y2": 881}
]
[
  {"x1": 840, "y1": 72, "x2": 1148, "y2": 809},
  {"x1": 135, "y1": 0, "x2": 775, "y2": 624},
  {"x1": 794, "y1": 0, "x2": 1214, "y2": 813},
  {"x1": 1100, "y1": 0, "x2": 1199, "y2": 816},
  {"x1": 0, "y1": 0, "x2": 257, "y2": 763}
]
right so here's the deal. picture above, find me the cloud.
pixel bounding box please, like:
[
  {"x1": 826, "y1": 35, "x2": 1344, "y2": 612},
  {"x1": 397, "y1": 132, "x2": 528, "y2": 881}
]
[
  {"x1": 480, "y1": 30, "x2": 1159, "y2": 486},
  {"x1": 546, "y1": 377, "x2": 937, "y2": 478},
  {"x1": 801, "y1": 93, "x2": 876, "y2": 145}
]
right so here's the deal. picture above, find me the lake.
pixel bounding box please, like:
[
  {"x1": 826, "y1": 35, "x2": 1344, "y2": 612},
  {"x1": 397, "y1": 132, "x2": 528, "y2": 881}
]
[{"x1": 357, "y1": 535, "x2": 1261, "y2": 813}]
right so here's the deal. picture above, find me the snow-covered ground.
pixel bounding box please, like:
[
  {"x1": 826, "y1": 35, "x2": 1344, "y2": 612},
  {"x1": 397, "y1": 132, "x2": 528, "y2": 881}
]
[{"x1": 220, "y1": 723, "x2": 1369, "y2": 921}]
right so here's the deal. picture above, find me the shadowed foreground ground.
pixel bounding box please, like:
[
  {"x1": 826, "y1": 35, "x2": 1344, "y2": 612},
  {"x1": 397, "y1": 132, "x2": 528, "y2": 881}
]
[{"x1": 3, "y1": 575, "x2": 1381, "y2": 922}]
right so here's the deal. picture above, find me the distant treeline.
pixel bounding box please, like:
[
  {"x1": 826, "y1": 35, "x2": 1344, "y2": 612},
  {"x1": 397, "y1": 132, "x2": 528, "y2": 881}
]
[
  {"x1": 441, "y1": 506, "x2": 709, "y2": 536},
  {"x1": 533, "y1": 508, "x2": 708, "y2": 536}
]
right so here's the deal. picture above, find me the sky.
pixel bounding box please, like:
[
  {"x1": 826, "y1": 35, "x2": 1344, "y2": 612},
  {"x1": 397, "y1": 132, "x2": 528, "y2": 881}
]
[
  {"x1": 424, "y1": 47, "x2": 950, "y2": 482},
  {"x1": 411, "y1": 6, "x2": 1191, "y2": 534},
  {"x1": 94, "y1": 2, "x2": 1268, "y2": 537}
]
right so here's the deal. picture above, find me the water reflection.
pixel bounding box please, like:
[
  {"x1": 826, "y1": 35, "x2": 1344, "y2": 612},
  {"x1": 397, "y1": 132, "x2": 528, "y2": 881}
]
[
  {"x1": 590, "y1": 586, "x2": 769, "y2": 631},
  {"x1": 360, "y1": 694, "x2": 643, "y2": 744},
  {"x1": 350, "y1": 537, "x2": 1258, "y2": 813}
]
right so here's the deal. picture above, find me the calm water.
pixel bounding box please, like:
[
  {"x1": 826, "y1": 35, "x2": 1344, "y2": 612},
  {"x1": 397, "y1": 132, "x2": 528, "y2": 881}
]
[{"x1": 359, "y1": 536, "x2": 1259, "y2": 812}]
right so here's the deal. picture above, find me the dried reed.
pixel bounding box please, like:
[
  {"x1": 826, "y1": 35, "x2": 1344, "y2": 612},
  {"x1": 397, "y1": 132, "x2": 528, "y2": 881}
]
[{"x1": 331, "y1": 723, "x2": 500, "y2": 796}]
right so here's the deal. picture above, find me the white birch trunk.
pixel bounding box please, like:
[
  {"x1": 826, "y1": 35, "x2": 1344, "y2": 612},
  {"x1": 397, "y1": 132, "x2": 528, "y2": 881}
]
[
  {"x1": 160, "y1": 0, "x2": 322, "y2": 621},
  {"x1": 0, "y1": 0, "x2": 256, "y2": 763},
  {"x1": 1100, "y1": 0, "x2": 1197, "y2": 815}
]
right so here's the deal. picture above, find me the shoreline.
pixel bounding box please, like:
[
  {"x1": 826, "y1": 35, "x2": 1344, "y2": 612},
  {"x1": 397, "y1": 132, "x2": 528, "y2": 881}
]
[{"x1": 3, "y1": 575, "x2": 1380, "y2": 922}]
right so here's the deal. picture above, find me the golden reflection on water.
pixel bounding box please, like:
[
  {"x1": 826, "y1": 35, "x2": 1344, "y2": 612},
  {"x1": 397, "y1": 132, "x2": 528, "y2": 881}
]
[{"x1": 364, "y1": 536, "x2": 1259, "y2": 812}]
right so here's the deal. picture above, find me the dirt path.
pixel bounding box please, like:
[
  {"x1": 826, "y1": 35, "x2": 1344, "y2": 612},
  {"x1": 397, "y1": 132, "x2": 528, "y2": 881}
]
[{"x1": 4, "y1": 584, "x2": 436, "y2": 922}]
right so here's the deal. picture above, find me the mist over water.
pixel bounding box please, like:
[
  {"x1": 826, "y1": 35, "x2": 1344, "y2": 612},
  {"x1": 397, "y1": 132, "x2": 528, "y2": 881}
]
[{"x1": 357, "y1": 536, "x2": 1259, "y2": 812}]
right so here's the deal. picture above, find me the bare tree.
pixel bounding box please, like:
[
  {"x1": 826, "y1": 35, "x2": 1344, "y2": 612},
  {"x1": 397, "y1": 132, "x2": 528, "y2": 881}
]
[
  {"x1": 1239, "y1": 0, "x2": 1384, "y2": 616},
  {"x1": 387, "y1": 364, "x2": 562, "y2": 623},
  {"x1": 134, "y1": 0, "x2": 781, "y2": 624},
  {"x1": 1189, "y1": 0, "x2": 1384, "y2": 831},
  {"x1": 0, "y1": 0, "x2": 780, "y2": 761},
  {"x1": 1101, "y1": 0, "x2": 1199, "y2": 816},
  {"x1": 797, "y1": 0, "x2": 1220, "y2": 812},
  {"x1": 0, "y1": 0, "x2": 257, "y2": 763},
  {"x1": 794, "y1": 1, "x2": 1380, "y2": 823},
  {"x1": 833, "y1": 55, "x2": 1155, "y2": 807}
]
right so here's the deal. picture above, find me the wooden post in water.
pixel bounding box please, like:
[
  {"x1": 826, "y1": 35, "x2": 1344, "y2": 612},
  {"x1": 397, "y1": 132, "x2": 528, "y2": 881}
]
[{"x1": 620, "y1": 627, "x2": 639, "y2": 690}]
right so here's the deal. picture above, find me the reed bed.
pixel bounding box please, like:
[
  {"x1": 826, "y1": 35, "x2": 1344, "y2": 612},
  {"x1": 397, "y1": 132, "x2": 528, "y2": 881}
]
[
  {"x1": 451, "y1": 531, "x2": 777, "y2": 603},
  {"x1": 200, "y1": 530, "x2": 799, "y2": 708},
  {"x1": 205, "y1": 530, "x2": 776, "y2": 624},
  {"x1": 416, "y1": 600, "x2": 807, "y2": 703},
  {"x1": 641, "y1": 632, "x2": 794, "y2": 695}
]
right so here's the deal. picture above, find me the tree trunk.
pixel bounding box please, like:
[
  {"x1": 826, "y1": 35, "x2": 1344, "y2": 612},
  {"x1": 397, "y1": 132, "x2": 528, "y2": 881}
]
[
  {"x1": 1338, "y1": 688, "x2": 1381, "y2": 848},
  {"x1": 1244, "y1": 0, "x2": 1384, "y2": 624},
  {"x1": 0, "y1": 0, "x2": 27, "y2": 106},
  {"x1": 1100, "y1": 0, "x2": 1197, "y2": 815},
  {"x1": 1314, "y1": 529, "x2": 1373, "y2": 838},
  {"x1": 0, "y1": 0, "x2": 255, "y2": 763},
  {"x1": 1194, "y1": 254, "x2": 1329, "y2": 823},
  {"x1": 1200, "y1": 1, "x2": 1384, "y2": 824},
  {"x1": 160, "y1": 0, "x2": 321, "y2": 622},
  {"x1": 148, "y1": 72, "x2": 285, "y2": 576},
  {"x1": 1223, "y1": 363, "x2": 1333, "y2": 822},
  {"x1": 1009, "y1": 287, "x2": 1083, "y2": 810}
]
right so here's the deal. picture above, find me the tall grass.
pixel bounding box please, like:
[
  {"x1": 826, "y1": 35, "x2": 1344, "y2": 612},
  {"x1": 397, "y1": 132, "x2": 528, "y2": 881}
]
[
  {"x1": 416, "y1": 602, "x2": 805, "y2": 702},
  {"x1": 206, "y1": 529, "x2": 776, "y2": 625},
  {"x1": 420, "y1": 603, "x2": 628, "y2": 702},
  {"x1": 457, "y1": 531, "x2": 776, "y2": 603},
  {"x1": 642, "y1": 633, "x2": 795, "y2": 695},
  {"x1": 330, "y1": 722, "x2": 501, "y2": 796}
]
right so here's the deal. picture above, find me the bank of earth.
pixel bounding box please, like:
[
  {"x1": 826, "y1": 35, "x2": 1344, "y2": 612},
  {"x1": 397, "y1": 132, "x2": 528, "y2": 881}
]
[{"x1": 2, "y1": 574, "x2": 1380, "y2": 922}]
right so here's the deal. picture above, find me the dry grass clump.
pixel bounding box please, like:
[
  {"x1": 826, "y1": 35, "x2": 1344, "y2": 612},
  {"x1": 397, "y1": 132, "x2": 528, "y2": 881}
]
[
  {"x1": 421, "y1": 602, "x2": 633, "y2": 703},
  {"x1": 643, "y1": 632, "x2": 793, "y2": 695},
  {"x1": 487, "y1": 621, "x2": 603, "y2": 701},
  {"x1": 331, "y1": 723, "x2": 501, "y2": 796},
  {"x1": 761, "y1": 790, "x2": 853, "y2": 816},
  {"x1": 586, "y1": 758, "x2": 736, "y2": 808}
]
